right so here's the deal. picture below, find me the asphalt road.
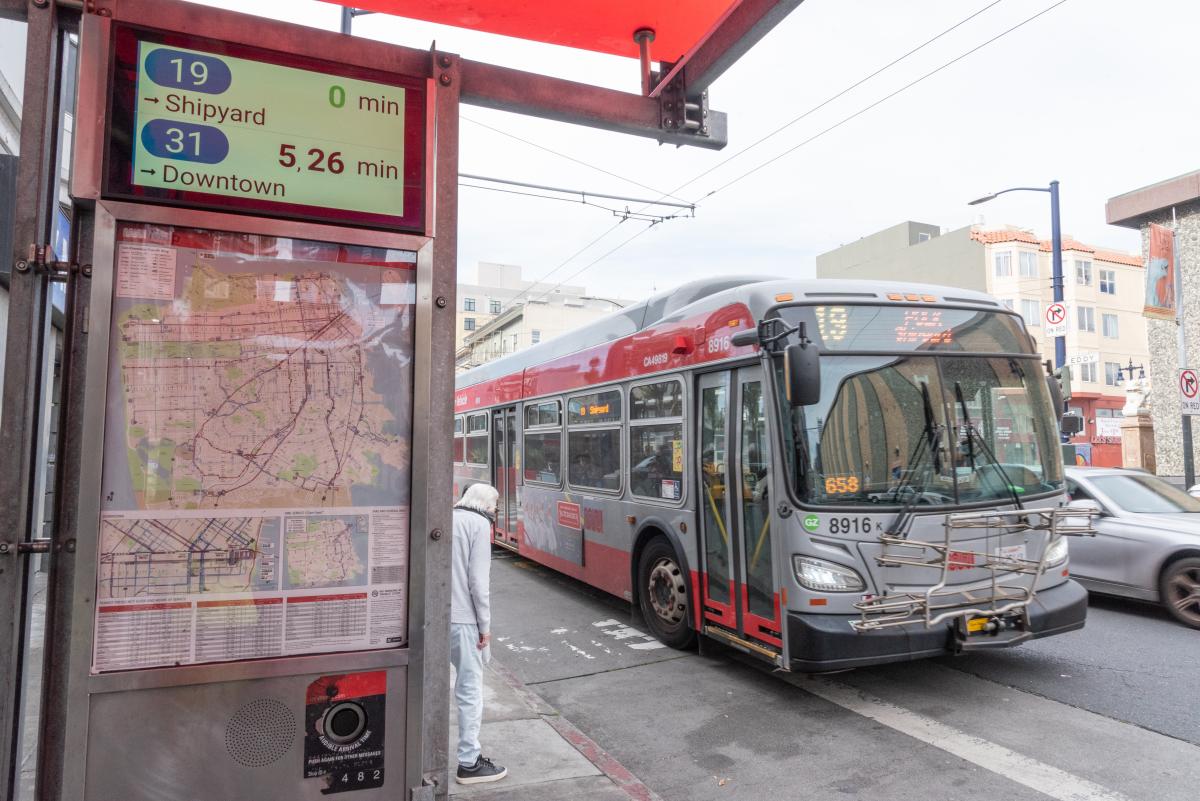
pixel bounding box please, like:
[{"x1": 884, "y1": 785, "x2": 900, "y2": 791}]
[{"x1": 488, "y1": 550, "x2": 1200, "y2": 801}]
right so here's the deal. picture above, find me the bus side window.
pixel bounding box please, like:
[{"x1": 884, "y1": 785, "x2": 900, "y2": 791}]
[
  {"x1": 629, "y1": 379, "x2": 684, "y2": 501},
  {"x1": 453, "y1": 415, "x2": 465, "y2": 464},
  {"x1": 524, "y1": 399, "x2": 563, "y2": 485},
  {"x1": 465, "y1": 413, "x2": 489, "y2": 466},
  {"x1": 567, "y1": 389, "x2": 622, "y2": 492}
]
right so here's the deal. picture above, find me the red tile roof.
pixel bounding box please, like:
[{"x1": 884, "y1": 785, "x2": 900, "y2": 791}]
[{"x1": 969, "y1": 227, "x2": 1141, "y2": 267}]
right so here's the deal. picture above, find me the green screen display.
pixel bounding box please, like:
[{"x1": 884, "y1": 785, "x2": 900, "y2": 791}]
[{"x1": 130, "y1": 40, "x2": 413, "y2": 221}]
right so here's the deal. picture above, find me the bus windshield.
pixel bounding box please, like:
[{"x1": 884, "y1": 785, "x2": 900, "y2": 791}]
[{"x1": 778, "y1": 353, "x2": 1064, "y2": 507}]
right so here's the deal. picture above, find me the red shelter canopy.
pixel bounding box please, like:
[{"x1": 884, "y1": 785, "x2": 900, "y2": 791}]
[{"x1": 326, "y1": 0, "x2": 736, "y2": 63}]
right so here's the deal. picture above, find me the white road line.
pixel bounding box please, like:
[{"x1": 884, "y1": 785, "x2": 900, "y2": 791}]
[{"x1": 800, "y1": 677, "x2": 1131, "y2": 801}]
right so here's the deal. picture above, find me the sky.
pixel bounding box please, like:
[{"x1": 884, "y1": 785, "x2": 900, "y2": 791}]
[{"x1": 133, "y1": 1, "x2": 1200, "y2": 297}]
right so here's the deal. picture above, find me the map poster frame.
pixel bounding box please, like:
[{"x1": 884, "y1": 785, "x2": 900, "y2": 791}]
[{"x1": 89, "y1": 218, "x2": 419, "y2": 673}]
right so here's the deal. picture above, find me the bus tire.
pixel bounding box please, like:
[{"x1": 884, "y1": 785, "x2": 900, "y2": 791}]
[{"x1": 637, "y1": 537, "x2": 696, "y2": 649}]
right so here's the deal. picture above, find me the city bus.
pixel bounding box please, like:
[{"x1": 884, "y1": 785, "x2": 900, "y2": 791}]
[{"x1": 452, "y1": 276, "x2": 1091, "y2": 671}]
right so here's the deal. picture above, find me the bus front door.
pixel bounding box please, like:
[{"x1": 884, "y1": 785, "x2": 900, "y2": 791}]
[
  {"x1": 697, "y1": 367, "x2": 784, "y2": 661},
  {"x1": 492, "y1": 406, "x2": 518, "y2": 546}
]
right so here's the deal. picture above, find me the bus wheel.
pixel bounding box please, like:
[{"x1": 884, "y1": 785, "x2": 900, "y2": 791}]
[{"x1": 638, "y1": 537, "x2": 696, "y2": 649}]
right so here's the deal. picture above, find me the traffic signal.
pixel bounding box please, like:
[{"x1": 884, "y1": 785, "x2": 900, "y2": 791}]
[{"x1": 1055, "y1": 365, "x2": 1073, "y2": 402}]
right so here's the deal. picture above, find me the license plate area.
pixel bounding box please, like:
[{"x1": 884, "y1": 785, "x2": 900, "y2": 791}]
[{"x1": 955, "y1": 611, "x2": 1032, "y2": 650}]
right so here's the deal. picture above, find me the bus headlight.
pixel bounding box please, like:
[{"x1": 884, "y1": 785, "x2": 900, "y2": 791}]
[
  {"x1": 793, "y1": 556, "x2": 865, "y2": 593},
  {"x1": 1044, "y1": 536, "x2": 1069, "y2": 568}
]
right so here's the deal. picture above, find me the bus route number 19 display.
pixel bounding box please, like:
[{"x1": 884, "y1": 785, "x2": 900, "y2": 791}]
[{"x1": 109, "y1": 27, "x2": 426, "y2": 231}]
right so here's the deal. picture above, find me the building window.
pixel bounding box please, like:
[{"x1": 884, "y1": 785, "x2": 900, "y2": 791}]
[
  {"x1": 531, "y1": 329, "x2": 541, "y2": 344},
  {"x1": 629, "y1": 380, "x2": 684, "y2": 501},
  {"x1": 1077, "y1": 361, "x2": 1097, "y2": 383},
  {"x1": 917, "y1": 232, "x2": 931, "y2": 243},
  {"x1": 463, "y1": 318, "x2": 475, "y2": 331},
  {"x1": 1104, "y1": 361, "x2": 1121, "y2": 387},
  {"x1": 1001, "y1": 298, "x2": 1015, "y2": 310},
  {"x1": 994, "y1": 251, "x2": 1012, "y2": 278},
  {"x1": 1077, "y1": 306, "x2": 1095, "y2": 333},
  {"x1": 567, "y1": 389, "x2": 622, "y2": 492},
  {"x1": 489, "y1": 299, "x2": 501, "y2": 314},
  {"x1": 1075, "y1": 260, "x2": 1093, "y2": 286},
  {"x1": 1019, "y1": 251, "x2": 1038, "y2": 278},
  {"x1": 463, "y1": 297, "x2": 476, "y2": 311},
  {"x1": 465, "y1": 413, "x2": 488, "y2": 465},
  {"x1": 1101, "y1": 313, "x2": 1119, "y2": 338},
  {"x1": 523, "y1": 400, "x2": 562, "y2": 485},
  {"x1": 1099, "y1": 269, "x2": 1116, "y2": 294},
  {"x1": 1020, "y1": 299, "x2": 1039, "y2": 326}
]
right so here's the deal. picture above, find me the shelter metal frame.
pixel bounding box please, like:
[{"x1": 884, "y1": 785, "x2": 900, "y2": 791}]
[{"x1": 0, "y1": 0, "x2": 805, "y2": 798}]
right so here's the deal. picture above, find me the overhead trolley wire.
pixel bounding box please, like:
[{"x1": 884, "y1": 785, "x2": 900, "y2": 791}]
[
  {"x1": 491, "y1": 0, "x2": 1066, "y2": 310},
  {"x1": 462, "y1": 114, "x2": 692, "y2": 204},
  {"x1": 698, "y1": 0, "x2": 1071, "y2": 201}
]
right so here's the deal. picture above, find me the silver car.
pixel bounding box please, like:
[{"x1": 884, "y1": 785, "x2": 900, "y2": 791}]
[{"x1": 1065, "y1": 467, "x2": 1200, "y2": 629}]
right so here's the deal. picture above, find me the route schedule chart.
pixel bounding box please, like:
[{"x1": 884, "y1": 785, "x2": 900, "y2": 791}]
[
  {"x1": 105, "y1": 26, "x2": 426, "y2": 230},
  {"x1": 91, "y1": 223, "x2": 416, "y2": 673}
]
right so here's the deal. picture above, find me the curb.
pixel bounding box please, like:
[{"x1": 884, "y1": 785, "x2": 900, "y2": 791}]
[{"x1": 488, "y1": 660, "x2": 664, "y2": 801}]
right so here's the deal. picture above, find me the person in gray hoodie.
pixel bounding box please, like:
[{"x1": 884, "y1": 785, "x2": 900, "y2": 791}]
[{"x1": 450, "y1": 483, "x2": 507, "y2": 785}]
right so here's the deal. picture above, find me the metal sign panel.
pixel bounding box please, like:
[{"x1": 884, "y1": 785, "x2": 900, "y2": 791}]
[
  {"x1": 1181, "y1": 368, "x2": 1200, "y2": 415},
  {"x1": 104, "y1": 25, "x2": 427, "y2": 231},
  {"x1": 91, "y1": 223, "x2": 415, "y2": 673},
  {"x1": 1044, "y1": 302, "x2": 1068, "y2": 336}
]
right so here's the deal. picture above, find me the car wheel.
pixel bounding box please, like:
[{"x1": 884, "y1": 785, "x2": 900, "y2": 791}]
[
  {"x1": 1160, "y1": 557, "x2": 1200, "y2": 629},
  {"x1": 637, "y1": 537, "x2": 696, "y2": 649}
]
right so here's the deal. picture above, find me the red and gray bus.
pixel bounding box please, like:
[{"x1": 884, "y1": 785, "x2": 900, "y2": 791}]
[{"x1": 452, "y1": 276, "x2": 1089, "y2": 671}]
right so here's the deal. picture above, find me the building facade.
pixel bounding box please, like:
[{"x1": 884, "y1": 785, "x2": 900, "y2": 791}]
[
  {"x1": 817, "y1": 221, "x2": 1147, "y2": 467},
  {"x1": 455, "y1": 262, "x2": 629, "y2": 370},
  {"x1": 1107, "y1": 170, "x2": 1200, "y2": 482}
]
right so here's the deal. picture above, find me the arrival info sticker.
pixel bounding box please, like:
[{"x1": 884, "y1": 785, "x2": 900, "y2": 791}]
[{"x1": 305, "y1": 671, "x2": 386, "y2": 794}]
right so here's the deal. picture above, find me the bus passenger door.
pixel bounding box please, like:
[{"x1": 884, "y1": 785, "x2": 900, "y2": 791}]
[
  {"x1": 697, "y1": 368, "x2": 783, "y2": 661},
  {"x1": 492, "y1": 407, "x2": 518, "y2": 546}
]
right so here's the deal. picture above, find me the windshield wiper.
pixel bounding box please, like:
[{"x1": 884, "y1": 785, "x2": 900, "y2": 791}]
[
  {"x1": 954, "y1": 381, "x2": 1023, "y2": 510},
  {"x1": 885, "y1": 382, "x2": 944, "y2": 536}
]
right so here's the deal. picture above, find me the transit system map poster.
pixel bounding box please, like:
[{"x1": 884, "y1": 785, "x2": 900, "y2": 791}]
[{"x1": 92, "y1": 223, "x2": 414, "y2": 672}]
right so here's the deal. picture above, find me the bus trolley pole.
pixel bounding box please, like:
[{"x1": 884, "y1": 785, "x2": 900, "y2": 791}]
[{"x1": 0, "y1": 2, "x2": 64, "y2": 799}]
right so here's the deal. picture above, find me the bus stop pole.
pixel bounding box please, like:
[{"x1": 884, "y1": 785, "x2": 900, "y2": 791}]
[
  {"x1": 405, "y1": 50, "x2": 460, "y2": 800},
  {"x1": 0, "y1": 3, "x2": 62, "y2": 798}
]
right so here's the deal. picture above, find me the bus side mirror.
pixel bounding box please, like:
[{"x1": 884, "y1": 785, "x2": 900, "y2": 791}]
[{"x1": 784, "y1": 343, "x2": 820, "y2": 406}]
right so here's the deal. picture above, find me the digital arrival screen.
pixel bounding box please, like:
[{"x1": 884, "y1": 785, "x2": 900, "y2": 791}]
[{"x1": 106, "y1": 28, "x2": 426, "y2": 230}]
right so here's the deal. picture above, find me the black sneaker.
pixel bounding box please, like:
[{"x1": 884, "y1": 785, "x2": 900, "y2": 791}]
[{"x1": 456, "y1": 755, "x2": 507, "y2": 785}]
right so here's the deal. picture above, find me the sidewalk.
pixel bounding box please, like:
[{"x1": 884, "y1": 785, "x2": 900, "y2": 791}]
[{"x1": 448, "y1": 658, "x2": 661, "y2": 801}]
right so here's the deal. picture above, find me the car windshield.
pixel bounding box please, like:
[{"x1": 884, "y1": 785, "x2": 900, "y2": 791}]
[
  {"x1": 778, "y1": 354, "x2": 1063, "y2": 507},
  {"x1": 1089, "y1": 474, "x2": 1200, "y2": 514}
]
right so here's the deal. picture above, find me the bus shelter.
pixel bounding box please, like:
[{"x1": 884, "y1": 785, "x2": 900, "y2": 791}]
[{"x1": 0, "y1": 1, "x2": 802, "y2": 799}]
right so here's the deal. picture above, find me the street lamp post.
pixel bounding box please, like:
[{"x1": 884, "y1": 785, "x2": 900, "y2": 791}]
[{"x1": 969, "y1": 181, "x2": 1065, "y2": 369}]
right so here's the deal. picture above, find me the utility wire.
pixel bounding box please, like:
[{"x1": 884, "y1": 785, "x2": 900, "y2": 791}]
[
  {"x1": 462, "y1": 114, "x2": 692, "y2": 204},
  {"x1": 459, "y1": 182, "x2": 684, "y2": 224},
  {"x1": 669, "y1": 0, "x2": 1007, "y2": 199},
  {"x1": 503, "y1": 0, "x2": 1015, "y2": 308},
  {"x1": 500, "y1": 0, "x2": 1067, "y2": 310},
  {"x1": 521, "y1": 221, "x2": 662, "y2": 307},
  {"x1": 460, "y1": 173, "x2": 694, "y2": 210},
  {"x1": 700, "y1": 0, "x2": 1070, "y2": 201}
]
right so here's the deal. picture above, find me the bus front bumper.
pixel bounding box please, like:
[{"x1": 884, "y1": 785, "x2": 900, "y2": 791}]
[{"x1": 786, "y1": 579, "x2": 1088, "y2": 672}]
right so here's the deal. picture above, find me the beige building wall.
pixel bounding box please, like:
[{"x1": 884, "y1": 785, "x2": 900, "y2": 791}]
[{"x1": 978, "y1": 231, "x2": 1148, "y2": 396}]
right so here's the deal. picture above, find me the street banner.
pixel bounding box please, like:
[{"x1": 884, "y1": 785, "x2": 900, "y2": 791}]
[{"x1": 1145, "y1": 223, "x2": 1177, "y2": 320}]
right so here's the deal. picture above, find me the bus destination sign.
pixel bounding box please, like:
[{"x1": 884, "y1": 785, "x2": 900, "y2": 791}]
[{"x1": 108, "y1": 28, "x2": 426, "y2": 230}]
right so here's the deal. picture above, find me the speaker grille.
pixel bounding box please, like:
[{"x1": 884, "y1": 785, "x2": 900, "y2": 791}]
[{"x1": 224, "y1": 698, "x2": 297, "y2": 767}]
